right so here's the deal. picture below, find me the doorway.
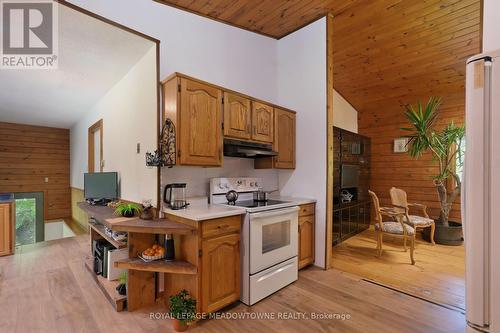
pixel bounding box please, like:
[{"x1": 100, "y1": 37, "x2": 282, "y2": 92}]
[
  {"x1": 14, "y1": 192, "x2": 44, "y2": 246},
  {"x1": 88, "y1": 119, "x2": 103, "y2": 173}
]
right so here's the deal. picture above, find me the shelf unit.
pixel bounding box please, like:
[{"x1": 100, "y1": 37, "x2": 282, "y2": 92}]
[
  {"x1": 89, "y1": 223, "x2": 127, "y2": 249},
  {"x1": 115, "y1": 257, "x2": 197, "y2": 274},
  {"x1": 84, "y1": 257, "x2": 126, "y2": 312}
]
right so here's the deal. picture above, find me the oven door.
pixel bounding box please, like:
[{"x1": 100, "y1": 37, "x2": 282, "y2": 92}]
[{"x1": 249, "y1": 206, "x2": 298, "y2": 274}]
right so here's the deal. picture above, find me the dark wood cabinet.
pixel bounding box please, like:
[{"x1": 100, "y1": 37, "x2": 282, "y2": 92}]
[{"x1": 332, "y1": 127, "x2": 371, "y2": 245}]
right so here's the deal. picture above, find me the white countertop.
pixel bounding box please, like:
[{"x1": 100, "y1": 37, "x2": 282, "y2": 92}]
[
  {"x1": 269, "y1": 196, "x2": 317, "y2": 205},
  {"x1": 163, "y1": 202, "x2": 246, "y2": 221}
]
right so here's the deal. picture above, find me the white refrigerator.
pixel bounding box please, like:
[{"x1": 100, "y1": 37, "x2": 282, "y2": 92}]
[{"x1": 464, "y1": 50, "x2": 500, "y2": 333}]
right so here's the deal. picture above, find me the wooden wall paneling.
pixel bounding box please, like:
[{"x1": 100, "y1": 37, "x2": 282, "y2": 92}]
[
  {"x1": 332, "y1": 0, "x2": 481, "y2": 224},
  {"x1": 0, "y1": 122, "x2": 71, "y2": 220}
]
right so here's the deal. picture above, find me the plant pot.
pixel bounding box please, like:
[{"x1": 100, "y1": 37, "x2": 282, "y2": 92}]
[
  {"x1": 423, "y1": 221, "x2": 463, "y2": 246},
  {"x1": 116, "y1": 283, "x2": 126, "y2": 296},
  {"x1": 171, "y1": 319, "x2": 188, "y2": 332},
  {"x1": 122, "y1": 211, "x2": 135, "y2": 218}
]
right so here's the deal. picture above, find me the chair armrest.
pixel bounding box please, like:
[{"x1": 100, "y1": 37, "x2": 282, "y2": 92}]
[{"x1": 408, "y1": 203, "x2": 429, "y2": 218}]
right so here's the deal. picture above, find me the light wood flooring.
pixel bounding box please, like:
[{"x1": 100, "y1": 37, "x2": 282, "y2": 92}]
[
  {"x1": 332, "y1": 227, "x2": 465, "y2": 310},
  {"x1": 0, "y1": 234, "x2": 466, "y2": 333}
]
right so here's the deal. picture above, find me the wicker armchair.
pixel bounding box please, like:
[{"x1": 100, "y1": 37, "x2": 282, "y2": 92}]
[{"x1": 368, "y1": 190, "x2": 415, "y2": 265}]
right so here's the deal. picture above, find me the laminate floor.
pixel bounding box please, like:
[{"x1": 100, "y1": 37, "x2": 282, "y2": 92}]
[
  {"x1": 0, "y1": 234, "x2": 466, "y2": 333},
  {"x1": 332, "y1": 227, "x2": 465, "y2": 310}
]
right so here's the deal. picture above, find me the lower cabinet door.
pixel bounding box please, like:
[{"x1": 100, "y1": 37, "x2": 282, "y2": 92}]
[
  {"x1": 201, "y1": 233, "x2": 240, "y2": 312},
  {"x1": 298, "y1": 215, "x2": 315, "y2": 269},
  {"x1": 0, "y1": 204, "x2": 12, "y2": 256}
]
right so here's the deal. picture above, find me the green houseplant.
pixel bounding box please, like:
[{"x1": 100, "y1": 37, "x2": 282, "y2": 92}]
[
  {"x1": 114, "y1": 202, "x2": 142, "y2": 218},
  {"x1": 169, "y1": 289, "x2": 196, "y2": 332},
  {"x1": 401, "y1": 97, "x2": 465, "y2": 244},
  {"x1": 116, "y1": 271, "x2": 127, "y2": 296}
]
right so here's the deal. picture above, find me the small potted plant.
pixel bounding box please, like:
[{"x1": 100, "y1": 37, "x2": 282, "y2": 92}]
[
  {"x1": 116, "y1": 271, "x2": 126, "y2": 296},
  {"x1": 114, "y1": 202, "x2": 142, "y2": 218},
  {"x1": 169, "y1": 289, "x2": 196, "y2": 332}
]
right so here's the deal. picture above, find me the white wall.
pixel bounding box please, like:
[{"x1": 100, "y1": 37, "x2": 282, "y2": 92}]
[
  {"x1": 68, "y1": 0, "x2": 329, "y2": 267},
  {"x1": 67, "y1": 0, "x2": 278, "y2": 103},
  {"x1": 333, "y1": 90, "x2": 358, "y2": 133},
  {"x1": 163, "y1": 158, "x2": 278, "y2": 199},
  {"x1": 70, "y1": 46, "x2": 158, "y2": 204},
  {"x1": 483, "y1": 0, "x2": 500, "y2": 52},
  {"x1": 276, "y1": 18, "x2": 327, "y2": 268}
]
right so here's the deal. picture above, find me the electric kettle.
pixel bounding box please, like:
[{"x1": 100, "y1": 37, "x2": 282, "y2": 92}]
[{"x1": 163, "y1": 183, "x2": 189, "y2": 210}]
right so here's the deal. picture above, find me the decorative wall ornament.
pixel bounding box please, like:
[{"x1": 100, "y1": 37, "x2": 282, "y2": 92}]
[
  {"x1": 145, "y1": 118, "x2": 176, "y2": 167},
  {"x1": 394, "y1": 137, "x2": 409, "y2": 153}
]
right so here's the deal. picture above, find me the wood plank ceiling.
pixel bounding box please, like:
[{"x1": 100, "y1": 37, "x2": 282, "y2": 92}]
[
  {"x1": 154, "y1": 0, "x2": 358, "y2": 39},
  {"x1": 332, "y1": 0, "x2": 482, "y2": 221}
]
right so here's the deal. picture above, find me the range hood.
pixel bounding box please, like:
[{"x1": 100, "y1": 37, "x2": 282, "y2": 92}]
[{"x1": 223, "y1": 139, "x2": 278, "y2": 158}]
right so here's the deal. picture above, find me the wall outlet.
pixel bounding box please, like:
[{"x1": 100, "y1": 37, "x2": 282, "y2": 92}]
[{"x1": 44, "y1": 177, "x2": 49, "y2": 183}]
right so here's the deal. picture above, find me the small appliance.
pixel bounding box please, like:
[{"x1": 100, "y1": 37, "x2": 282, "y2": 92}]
[{"x1": 164, "y1": 183, "x2": 189, "y2": 210}]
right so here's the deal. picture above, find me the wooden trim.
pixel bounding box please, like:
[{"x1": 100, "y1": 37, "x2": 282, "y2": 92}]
[
  {"x1": 161, "y1": 72, "x2": 297, "y2": 115},
  {"x1": 88, "y1": 119, "x2": 103, "y2": 173},
  {"x1": 155, "y1": 43, "x2": 161, "y2": 216},
  {"x1": 479, "y1": 0, "x2": 484, "y2": 52},
  {"x1": 325, "y1": 13, "x2": 334, "y2": 270},
  {"x1": 152, "y1": 0, "x2": 278, "y2": 40}
]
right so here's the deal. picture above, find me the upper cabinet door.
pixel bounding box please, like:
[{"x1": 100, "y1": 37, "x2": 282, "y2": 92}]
[
  {"x1": 179, "y1": 78, "x2": 222, "y2": 166},
  {"x1": 223, "y1": 92, "x2": 252, "y2": 140},
  {"x1": 251, "y1": 102, "x2": 274, "y2": 143},
  {"x1": 274, "y1": 109, "x2": 296, "y2": 169}
]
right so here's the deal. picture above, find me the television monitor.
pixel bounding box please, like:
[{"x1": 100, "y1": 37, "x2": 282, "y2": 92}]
[
  {"x1": 84, "y1": 172, "x2": 118, "y2": 201},
  {"x1": 341, "y1": 164, "x2": 359, "y2": 188}
]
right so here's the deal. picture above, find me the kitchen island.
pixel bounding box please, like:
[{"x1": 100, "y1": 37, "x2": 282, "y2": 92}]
[{"x1": 79, "y1": 201, "x2": 246, "y2": 314}]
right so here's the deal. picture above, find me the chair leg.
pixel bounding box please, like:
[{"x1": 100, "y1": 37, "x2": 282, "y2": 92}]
[
  {"x1": 430, "y1": 223, "x2": 436, "y2": 245},
  {"x1": 403, "y1": 236, "x2": 407, "y2": 252},
  {"x1": 377, "y1": 232, "x2": 383, "y2": 257},
  {"x1": 410, "y1": 236, "x2": 415, "y2": 265}
]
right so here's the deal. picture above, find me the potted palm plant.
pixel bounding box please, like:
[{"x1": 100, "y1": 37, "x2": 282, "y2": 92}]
[
  {"x1": 401, "y1": 96, "x2": 465, "y2": 245},
  {"x1": 169, "y1": 289, "x2": 196, "y2": 332}
]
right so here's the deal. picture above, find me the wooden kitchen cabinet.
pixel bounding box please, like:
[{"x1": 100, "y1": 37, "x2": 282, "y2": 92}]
[
  {"x1": 251, "y1": 102, "x2": 274, "y2": 143},
  {"x1": 165, "y1": 212, "x2": 242, "y2": 314},
  {"x1": 164, "y1": 75, "x2": 223, "y2": 167},
  {"x1": 201, "y1": 233, "x2": 240, "y2": 313},
  {"x1": 298, "y1": 203, "x2": 315, "y2": 269},
  {"x1": 223, "y1": 92, "x2": 252, "y2": 140},
  {"x1": 254, "y1": 108, "x2": 296, "y2": 169},
  {"x1": 0, "y1": 202, "x2": 14, "y2": 257},
  {"x1": 274, "y1": 109, "x2": 296, "y2": 169}
]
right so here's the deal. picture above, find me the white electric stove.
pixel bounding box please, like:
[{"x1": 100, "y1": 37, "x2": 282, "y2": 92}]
[{"x1": 210, "y1": 178, "x2": 299, "y2": 305}]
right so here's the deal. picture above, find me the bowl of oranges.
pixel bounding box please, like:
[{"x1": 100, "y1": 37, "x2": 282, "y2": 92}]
[{"x1": 141, "y1": 244, "x2": 166, "y2": 261}]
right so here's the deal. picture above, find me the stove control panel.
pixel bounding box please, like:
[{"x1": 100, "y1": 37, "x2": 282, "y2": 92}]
[{"x1": 210, "y1": 177, "x2": 262, "y2": 195}]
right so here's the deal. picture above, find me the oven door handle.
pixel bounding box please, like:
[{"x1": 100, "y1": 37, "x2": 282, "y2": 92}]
[
  {"x1": 250, "y1": 206, "x2": 299, "y2": 219},
  {"x1": 256, "y1": 262, "x2": 295, "y2": 282}
]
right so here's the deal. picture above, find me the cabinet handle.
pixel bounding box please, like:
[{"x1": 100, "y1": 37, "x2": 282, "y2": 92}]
[{"x1": 217, "y1": 224, "x2": 229, "y2": 229}]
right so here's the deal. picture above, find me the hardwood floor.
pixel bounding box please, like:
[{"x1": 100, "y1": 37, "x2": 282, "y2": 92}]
[
  {"x1": 0, "y1": 234, "x2": 465, "y2": 332},
  {"x1": 332, "y1": 227, "x2": 465, "y2": 310}
]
